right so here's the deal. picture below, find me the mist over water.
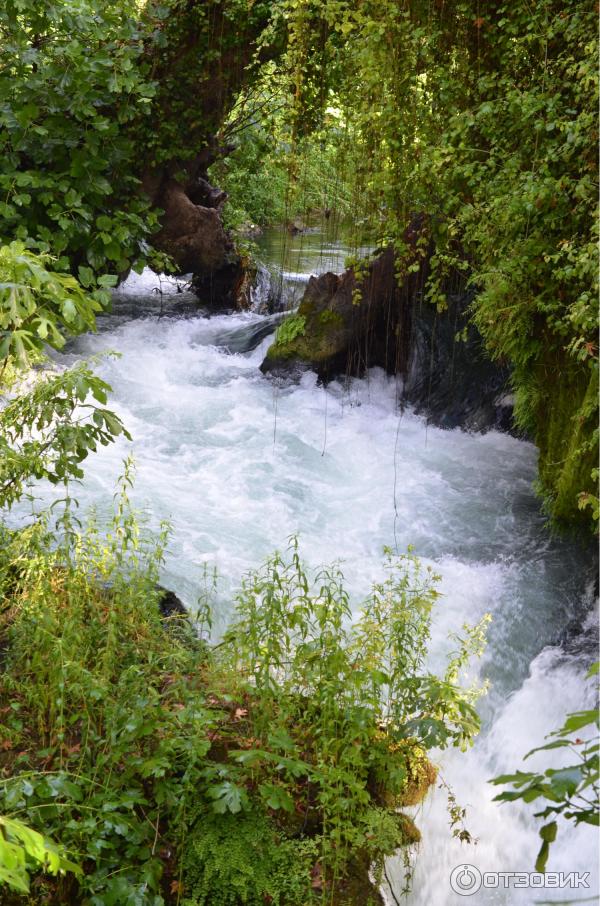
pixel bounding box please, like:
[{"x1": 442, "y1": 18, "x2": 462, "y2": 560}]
[{"x1": 25, "y1": 229, "x2": 597, "y2": 904}]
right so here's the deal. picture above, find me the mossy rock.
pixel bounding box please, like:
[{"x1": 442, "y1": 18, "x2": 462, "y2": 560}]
[
  {"x1": 262, "y1": 272, "x2": 350, "y2": 375},
  {"x1": 533, "y1": 355, "x2": 598, "y2": 527},
  {"x1": 330, "y1": 812, "x2": 422, "y2": 905},
  {"x1": 369, "y1": 741, "x2": 438, "y2": 809},
  {"x1": 266, "y1": 310, "x2": 346, "y2": 363},
  {"x1": 396, "y1": 812, "x2": 422, "y2": 846}
]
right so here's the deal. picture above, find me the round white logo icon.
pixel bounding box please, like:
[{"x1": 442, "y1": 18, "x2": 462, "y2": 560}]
[{"x1": 450, "y1": 864, "x2": 483, "y2": 896}]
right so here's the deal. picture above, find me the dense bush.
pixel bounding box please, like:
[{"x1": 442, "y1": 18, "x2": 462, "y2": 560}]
[
  {"x1": 0, "y1": 0, "x2": 279, "y2": 280},
  {"x1": 0, "y1": 0, "x2": 159, "y2": 280}
]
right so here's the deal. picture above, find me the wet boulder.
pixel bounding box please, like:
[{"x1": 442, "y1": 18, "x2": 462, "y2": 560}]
[
  {"x1": 157, "y1": 586, "x2": 188, "y2": 620},
  {"x1": 261, "y1": 243, "x2": 514, "y2": 433},
  {"x1": 261, "y1": 247, "x2": 412, "y2": 380}
]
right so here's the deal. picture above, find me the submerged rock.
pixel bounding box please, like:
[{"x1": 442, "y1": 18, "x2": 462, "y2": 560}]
[
  {"x1": 157, "y1": 586, "x2": 187, "y2": 620},
  {"x1": 156, "y1": 586, "x2": 204, "y2": 650}
]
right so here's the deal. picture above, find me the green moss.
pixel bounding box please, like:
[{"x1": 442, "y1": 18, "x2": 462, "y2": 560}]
[
  {"x1": 267, "y1": 313, "x2": 306, "y2": 360},
  {"x1": 267, "y1": 307, "x2": 346, "y2": 363},
  {"x1": 533, "y1": 358, "x2": 598, "y2": 527},
  {"x1": 368, "y1": 741, "x2": 437, "y2": 817},
  {"x1": 318, "y1": 309, "x2": 344, "y2": 328},
  {"x1": 275, "y1": 314, "x2": 306, "y2": 346},
  {"x1": 396, "y1": 813, "x2": 422, "y2": 846}
]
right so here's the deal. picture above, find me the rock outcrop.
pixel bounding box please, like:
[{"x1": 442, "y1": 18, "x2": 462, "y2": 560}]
[
  {"x1": 261, "y1": 244, "x2": 513, "y2": 433},
  {"x1": 261, "y1": 246, "x2": 413, "y2": 380},
  {"x1": 142, "y1": 169, "x2": 253, "y2": 310}
]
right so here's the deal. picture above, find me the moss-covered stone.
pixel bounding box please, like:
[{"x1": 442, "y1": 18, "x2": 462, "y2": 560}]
[
  {"x1": 267, "y1": 313, "x2": 345, "y2": 362},
  {"x1": 264, "y1": 272, "x2": 349, "y2": 370},
  {"x1": 533, "y1": 355, "x2": 598, "y2": 527},
  {"x1": 369, "y1": 739, "x2": 438, "y2": 811},
  {"x1": 261, "y1": 249, "x2": 413, "y2": 379},
  {"x1": 396, "y1": 813, "x2": 422, "y2": 846}
]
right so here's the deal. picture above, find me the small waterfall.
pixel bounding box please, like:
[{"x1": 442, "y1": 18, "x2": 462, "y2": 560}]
[
  {"x1": 382, "y1": 640, "x2": 598, "y2": 904},
  {"x1": 249, "y1": 263, "x2": 274, "y2": 312}
]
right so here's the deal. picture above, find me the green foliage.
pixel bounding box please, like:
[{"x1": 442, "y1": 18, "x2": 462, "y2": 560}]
[
  {"x1": 491, "y1": 662, "x2": 599, "y2": 872},
  {"x1": 533, "y1": 359, "x2": 598, "y2": 525},
  {"x1": 0, "y1": 242, "x2": 128, "y2": 512},
  {"x1": 0, "y1": 471, "x2": 211, "y2": 904},
  {"x1": 0, "y1": 0, "x2": 160, "y2": 280},
  {"x1": 261, "y1": 0, "x2": 599, "y2": 528},
  {"x1": 209, "y1": 53, "x2": 357, "y2": 233},
  {"x1": 181, "y1": 812, "x2": 318, "y2": 906},
  {"x1": 0, "y1": 497, "x2": 488, "y2": 904},
  {"x1": 0, "y1": 242, "x2": 108, "y2": 366},
  {"x1": 0, "y1": 363, "x2": 129, "y2": 510},
  {"x1": 210, "y1": 117, "x2": 290, "y2": 231},
  {"x1": 0, "y1": 0, "x2": 283, "y2": 280},
  {"x1": 0, "y1": 815, "x2": 80, "y2": 894},
  {"x1": 222, "y1": 540, "x2": 489, "y2": 887},
  {"x1": 138, "y1": 0, "x2": 277, "y2": 171},
  {"x1": 274, "y1": 313, "x2": 306, "y2": 345}
]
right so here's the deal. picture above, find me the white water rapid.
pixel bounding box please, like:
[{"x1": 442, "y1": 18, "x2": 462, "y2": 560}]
[{"x1": 22, "y1": 229, "x2": 598, "y2": 904}]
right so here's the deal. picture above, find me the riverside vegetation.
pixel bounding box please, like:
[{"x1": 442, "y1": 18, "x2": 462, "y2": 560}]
[
  {"x1": 227, "y1": 0, "x2": 599, "y2": 528},
  {"x1": 0, "y1": 0, "x2": 598, "y2": 902},
  {"x1": 0, "y1": 247, "x2": 596, "y2": 904},
  {"x1": 0, "y1": 495, "x2": 489, "y2": 904}
]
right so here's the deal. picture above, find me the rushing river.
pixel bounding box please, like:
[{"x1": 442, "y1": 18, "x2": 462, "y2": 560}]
[{"x1": 25, "y1": 228, "x2": 598, "y2": 903}]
